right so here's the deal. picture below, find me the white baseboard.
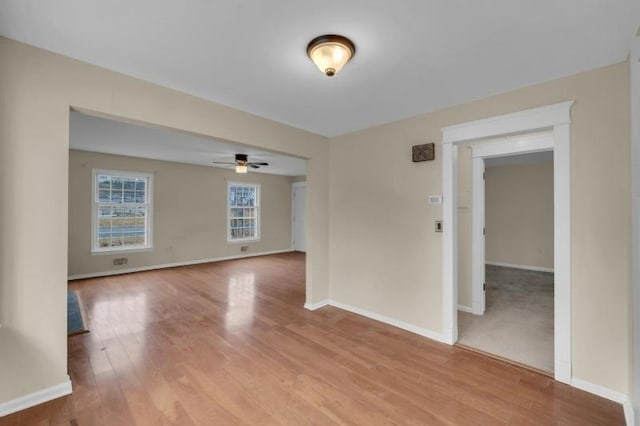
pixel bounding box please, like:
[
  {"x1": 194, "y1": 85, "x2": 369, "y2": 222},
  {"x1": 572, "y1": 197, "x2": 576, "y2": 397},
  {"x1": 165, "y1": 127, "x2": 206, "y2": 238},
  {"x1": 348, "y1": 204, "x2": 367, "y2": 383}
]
[
  {"x1": 68, "y1": 249, "x2": 294, "y2": 280},
  {"x1": 554, "y1": 359, "x2": 571, "y2": 385},
  {"x1": 0, "y1": 376, "x2": 72, "y2": 417},
  {"x1": 571, "y1": 378, "x2": 633, "y2": 425},
  {"x1": 303, "y1": 300, "x2": 330, "y2": 311},
  {"x1": 323, "y1": 300, "x2": 448, "y2": 344},
  {"x1": 486, "y1": 261, "x2": 554, "y2": 273},
  {"x1": 457, "y1": 305, "x2": 474, "y2": 313}
]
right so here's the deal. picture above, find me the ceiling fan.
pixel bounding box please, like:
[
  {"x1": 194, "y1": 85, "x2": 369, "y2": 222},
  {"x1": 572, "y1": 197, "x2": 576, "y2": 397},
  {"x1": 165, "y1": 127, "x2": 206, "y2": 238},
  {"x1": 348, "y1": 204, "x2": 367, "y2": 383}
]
[{"x1": 212, "y1": 154, "x2": 269, "y2": 173}]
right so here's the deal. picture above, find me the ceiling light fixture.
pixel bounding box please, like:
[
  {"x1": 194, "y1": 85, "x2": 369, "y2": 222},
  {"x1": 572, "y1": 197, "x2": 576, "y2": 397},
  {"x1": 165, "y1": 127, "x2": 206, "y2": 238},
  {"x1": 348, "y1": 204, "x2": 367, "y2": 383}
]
[
  {"x1": 307, "y1": 34, "x2": 356, "y2": 77},
  {"x1": 235, "y1": 164, "x2": 248, "y2": 173}
]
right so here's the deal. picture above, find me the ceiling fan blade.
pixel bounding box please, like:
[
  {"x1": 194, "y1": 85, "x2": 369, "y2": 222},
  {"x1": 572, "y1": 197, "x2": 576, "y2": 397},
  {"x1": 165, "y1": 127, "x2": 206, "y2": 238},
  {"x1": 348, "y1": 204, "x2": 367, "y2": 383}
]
[
  {"x1": 249, "y1": 162, "x2": 269, "y2": 166},
  {"x1": 211, "y1": 161, "x2": 235, "y2": 165},
  {"x1": 248, "y1": 163, "x2": 261, "y2": 169}
]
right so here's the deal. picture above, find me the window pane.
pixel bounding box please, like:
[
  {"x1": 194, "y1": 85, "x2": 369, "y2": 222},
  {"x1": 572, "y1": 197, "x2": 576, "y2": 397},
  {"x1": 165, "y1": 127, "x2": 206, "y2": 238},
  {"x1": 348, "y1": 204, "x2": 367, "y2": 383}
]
[
  {"x1": 97, "y1": 190, "x2": 110, "y2": 202},
  {"x1": 229, "y1": 187, "x2": 236, "y2": 205},
  {"x1": 123, "y1": 179, "x2": 135, "y2": 190},
  {"x1": 98, "y1": 175, "x2": 111, "y2": 190},
  {"x1": 110, "y1": 190, "x2": 123, "y2": 203},
  {"x1": 135, "y1": 179, "x2": 146, "y2": 191},
  {"x1": 123, "y1": 190, "x2": 135, "y2": 203}
]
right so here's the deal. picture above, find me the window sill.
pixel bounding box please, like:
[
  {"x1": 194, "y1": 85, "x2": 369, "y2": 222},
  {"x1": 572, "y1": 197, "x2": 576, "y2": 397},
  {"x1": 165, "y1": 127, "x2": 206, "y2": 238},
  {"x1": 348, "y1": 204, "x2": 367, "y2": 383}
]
[
  {"x1": 91, "y1": 246, "x2": 153, "y2": 255},
  {"x1": 227, "y1": 238, "x2": 261, "y2": 244}
]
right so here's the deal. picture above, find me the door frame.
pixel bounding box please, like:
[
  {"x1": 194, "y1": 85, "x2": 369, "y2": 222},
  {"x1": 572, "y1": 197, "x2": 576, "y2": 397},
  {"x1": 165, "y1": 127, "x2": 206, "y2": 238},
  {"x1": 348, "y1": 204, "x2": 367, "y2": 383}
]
[
  {"x1": 470, "y1": 132, "x2": 554, "y2": 315},
  {"x1": 441, "y1": 101, "x2": 574, "y2": 384},
  {"x1": 291, "y1": 181, "x2": 306, "y2": 251}
]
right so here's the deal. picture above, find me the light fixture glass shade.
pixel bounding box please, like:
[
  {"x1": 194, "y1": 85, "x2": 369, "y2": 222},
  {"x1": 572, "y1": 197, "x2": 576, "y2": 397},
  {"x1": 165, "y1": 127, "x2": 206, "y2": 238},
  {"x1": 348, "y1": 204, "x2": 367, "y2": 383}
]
[
  {"x1": 235, "y1": 165, "x2": 248, "y2": 173},
  {"x1": 307, "y1": 35, "x2": 355, "y2": 77}
]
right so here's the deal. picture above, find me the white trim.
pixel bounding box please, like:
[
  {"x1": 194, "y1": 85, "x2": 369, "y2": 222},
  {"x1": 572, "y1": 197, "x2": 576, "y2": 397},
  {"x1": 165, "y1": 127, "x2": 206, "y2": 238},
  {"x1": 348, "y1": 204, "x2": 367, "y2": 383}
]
[
  {"x1": 91, "y1": 168, "x2": 154, "y2": 254},
  {"x1": 327, "y1": 300, "x2": 448, "y2": 344},
  {"x1": 471, "y1": 133, "x2": 554, "y2": 158},
  {"x1": 486, "y1": 261, "x2": 554, "y2": 273},
  {"x1": 441, "y1": 142, "x2": 458, "y2": 345},
  {"x1": 571, "y1": 378, "x2": 632, "y2": 425},
  {"x1": 552, "y1": 122, "x2": 572, "y2": 384},
  {"x1": 68, "y1": 248, "x2": 293, "y2": 280},
  {"x1": 441, "y1": 101, "x2": 574, "y2": 384},
  {"x1": 227, "y1": 181, "x2": 261, "y2": 243},
  {"x1": 442, "y1": 101, "x2": 573, "y2": 144},
  {"x1": 303, "y1": 299, "x2": 329, "y2": 310},
  {"x1": 471, "y1": 156, "x2": 485, "y2": 315},
  {"x1": 457, "y1": 305, "x2": 474, "y2": 313},
  {"x1": 291, "y1": 181, "x2": 307, "y2": 251},
  {"x1": 0, "y1": 376, "x2": 72, "y2": 417}
]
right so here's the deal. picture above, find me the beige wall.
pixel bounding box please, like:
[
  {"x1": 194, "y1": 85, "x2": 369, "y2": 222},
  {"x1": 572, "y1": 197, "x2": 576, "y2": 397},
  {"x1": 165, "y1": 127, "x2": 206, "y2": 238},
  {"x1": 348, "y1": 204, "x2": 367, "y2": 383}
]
[
  {"x1": 0, "y1": 37, "x2": 329, "y2": 404},
  {"x1": 68, "y1": 150, "x2": 294, "y2": 276},
  {"x1": 485, "y1": 161, "x2": 554, "y2": 269},
  {"x1": 0, "y1": 34, "x2": 632, "y2": 406},
  {"x1": 329, "y1": 61, "x2": 631, "y2": 394}
]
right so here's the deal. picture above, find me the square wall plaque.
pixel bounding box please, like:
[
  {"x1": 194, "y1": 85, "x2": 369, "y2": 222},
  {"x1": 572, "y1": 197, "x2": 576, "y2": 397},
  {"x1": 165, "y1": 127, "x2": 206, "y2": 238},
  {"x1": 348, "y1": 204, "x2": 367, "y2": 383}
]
[{"x1": 412, "y1": 143, "x2": 435, "y2": 162}]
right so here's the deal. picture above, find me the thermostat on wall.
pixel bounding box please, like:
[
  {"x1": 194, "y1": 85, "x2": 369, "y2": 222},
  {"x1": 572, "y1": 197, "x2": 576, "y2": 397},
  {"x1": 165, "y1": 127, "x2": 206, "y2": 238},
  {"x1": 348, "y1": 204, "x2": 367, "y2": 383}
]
[{"x1": 428, "y1": 195, "x2": 442, "y2": 205}]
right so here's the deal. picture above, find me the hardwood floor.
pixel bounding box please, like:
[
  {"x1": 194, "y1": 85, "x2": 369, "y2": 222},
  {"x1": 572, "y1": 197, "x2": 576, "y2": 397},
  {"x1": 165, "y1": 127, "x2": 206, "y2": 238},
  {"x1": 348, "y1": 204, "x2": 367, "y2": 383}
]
[{"x1": 1, "y1": 252, "x2": 624, "y2": 425}]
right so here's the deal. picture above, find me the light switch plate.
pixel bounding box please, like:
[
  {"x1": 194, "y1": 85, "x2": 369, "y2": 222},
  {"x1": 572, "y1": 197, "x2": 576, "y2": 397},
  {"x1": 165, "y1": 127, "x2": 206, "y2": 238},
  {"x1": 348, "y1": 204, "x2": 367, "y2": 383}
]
[{"x1": 428, "y1": 195, "x2": 442, "y2": 205}]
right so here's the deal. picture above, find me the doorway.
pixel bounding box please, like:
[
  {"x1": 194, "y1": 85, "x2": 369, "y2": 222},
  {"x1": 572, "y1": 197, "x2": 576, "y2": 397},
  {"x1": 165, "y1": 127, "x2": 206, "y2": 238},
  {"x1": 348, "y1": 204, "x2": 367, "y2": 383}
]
[
  {"x1": 457, "y1": 146, "x2": 555, "y2": 373},
  {"x1": 441, "y1": 101, "x2": 574, "y2": 383}
]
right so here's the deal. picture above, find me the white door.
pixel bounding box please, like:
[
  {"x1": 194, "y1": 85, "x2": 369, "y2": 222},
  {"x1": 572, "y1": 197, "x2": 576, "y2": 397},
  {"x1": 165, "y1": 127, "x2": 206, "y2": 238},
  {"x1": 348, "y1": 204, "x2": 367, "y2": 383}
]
[{"x1": 293, "y1": 183, "x2": 306, "y2": 252}]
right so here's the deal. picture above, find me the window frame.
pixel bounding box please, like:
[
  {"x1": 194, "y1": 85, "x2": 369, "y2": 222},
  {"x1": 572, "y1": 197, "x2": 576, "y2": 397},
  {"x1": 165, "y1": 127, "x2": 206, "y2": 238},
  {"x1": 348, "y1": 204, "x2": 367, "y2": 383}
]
[
  {"x1": 227, "y1": 181, "x2": 261, "y2": 243},
  {"x1": 91, "y1": 168, "x2": 154, "y2": 254}
]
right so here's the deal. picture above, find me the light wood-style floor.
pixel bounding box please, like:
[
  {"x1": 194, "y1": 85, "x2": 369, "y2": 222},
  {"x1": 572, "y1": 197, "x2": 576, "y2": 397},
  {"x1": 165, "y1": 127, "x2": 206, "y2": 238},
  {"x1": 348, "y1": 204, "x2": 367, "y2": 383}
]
[{"x1": 2, "y1": 253, "x2": 624, "y2": 425}]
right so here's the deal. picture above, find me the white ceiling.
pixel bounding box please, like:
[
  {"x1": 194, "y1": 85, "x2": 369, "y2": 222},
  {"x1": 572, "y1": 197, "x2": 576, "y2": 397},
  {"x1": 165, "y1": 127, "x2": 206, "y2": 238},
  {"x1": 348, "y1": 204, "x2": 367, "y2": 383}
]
[
  {"x1": 1, "y1": 1, "x2": 638, "y2": 137},
  {"x1": 70, "y1": 112, "x2": 307, "y2": 176}
]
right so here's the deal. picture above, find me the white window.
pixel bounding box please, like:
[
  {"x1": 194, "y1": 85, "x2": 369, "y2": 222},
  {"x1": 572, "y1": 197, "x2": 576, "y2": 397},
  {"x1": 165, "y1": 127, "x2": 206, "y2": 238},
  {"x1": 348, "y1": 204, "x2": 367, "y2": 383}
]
[
  {"x1": 92, "y1": 169, "x2": 153, "y2": 253},
  {"x1": 228, "y1": 182, "x2": 260, "y2": 242}
]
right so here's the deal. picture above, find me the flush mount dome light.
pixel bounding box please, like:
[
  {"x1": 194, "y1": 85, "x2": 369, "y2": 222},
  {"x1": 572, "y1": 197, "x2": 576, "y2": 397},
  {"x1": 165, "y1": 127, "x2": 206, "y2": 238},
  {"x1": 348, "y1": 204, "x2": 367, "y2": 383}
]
[{"x1": 307, "y1": 34, "x2": 356, "y2": 77}]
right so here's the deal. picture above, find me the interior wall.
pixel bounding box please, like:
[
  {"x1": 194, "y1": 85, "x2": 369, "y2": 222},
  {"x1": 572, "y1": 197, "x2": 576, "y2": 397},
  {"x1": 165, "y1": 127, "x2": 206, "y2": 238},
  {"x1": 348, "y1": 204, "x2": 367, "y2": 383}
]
[
  {"x1": 0, "y1": 37, "x2": 329, "y2": 404},
  {"x1": 485, "y1": 161, "x2": 554, "y2": 269},
  {"x1": 68, "y1": 150, "x2": 294, "y2": 277},
  {"x1": 329, "y1": 60, "x2": 631, "y2": 394}
]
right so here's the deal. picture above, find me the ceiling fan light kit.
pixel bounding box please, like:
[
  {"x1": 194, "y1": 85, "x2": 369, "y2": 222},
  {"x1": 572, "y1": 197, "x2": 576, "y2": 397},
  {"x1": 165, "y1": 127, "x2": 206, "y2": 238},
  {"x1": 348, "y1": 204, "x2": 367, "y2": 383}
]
[
  {"x1": 212, "y1": 153, "x2": 269, "y2": 173},
  {"x1": 307, "y1": 34, "x2": 355, "y2": 77}
]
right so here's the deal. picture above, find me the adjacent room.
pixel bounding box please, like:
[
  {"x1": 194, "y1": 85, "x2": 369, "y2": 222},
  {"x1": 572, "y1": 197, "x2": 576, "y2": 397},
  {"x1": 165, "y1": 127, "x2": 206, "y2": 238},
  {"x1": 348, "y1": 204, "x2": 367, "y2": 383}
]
[
  {"x1": 0, "y1": 1, "x2": 638, "y2": 425},
  {"x1": 458, "y1": 147, "x2": 555, "y2": 374},
  {"x1": 67, "y1": 111, "x2": 306, "y2": 280}
]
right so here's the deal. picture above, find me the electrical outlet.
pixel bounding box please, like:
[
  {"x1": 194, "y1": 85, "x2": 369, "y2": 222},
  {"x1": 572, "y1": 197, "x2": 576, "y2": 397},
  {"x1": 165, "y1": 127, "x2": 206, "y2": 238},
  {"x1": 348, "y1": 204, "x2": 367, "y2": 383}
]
[
  {"x1": 113, "y1": 257, "x2": 128, "y2": 265},
  {"x1": 241, "y1": 246, "x2": 249, "y2": 252}
]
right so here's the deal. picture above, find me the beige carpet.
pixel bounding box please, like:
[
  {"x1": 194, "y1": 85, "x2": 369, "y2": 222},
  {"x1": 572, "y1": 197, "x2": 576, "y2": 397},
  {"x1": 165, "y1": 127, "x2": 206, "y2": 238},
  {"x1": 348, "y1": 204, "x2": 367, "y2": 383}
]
[{"x1": 458, "y1": 265, "x2": 554, "y2": 373}]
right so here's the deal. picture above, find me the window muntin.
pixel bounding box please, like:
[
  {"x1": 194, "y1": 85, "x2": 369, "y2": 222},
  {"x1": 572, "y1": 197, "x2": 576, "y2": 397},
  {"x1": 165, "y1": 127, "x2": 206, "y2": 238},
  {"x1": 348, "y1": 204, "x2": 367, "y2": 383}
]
[
  {"x1": 228, "y1": 183, "x2": 260, "y2": 242},
  {"x1": 92, "y1": 170, "x2": 152, "y2": 253}
]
